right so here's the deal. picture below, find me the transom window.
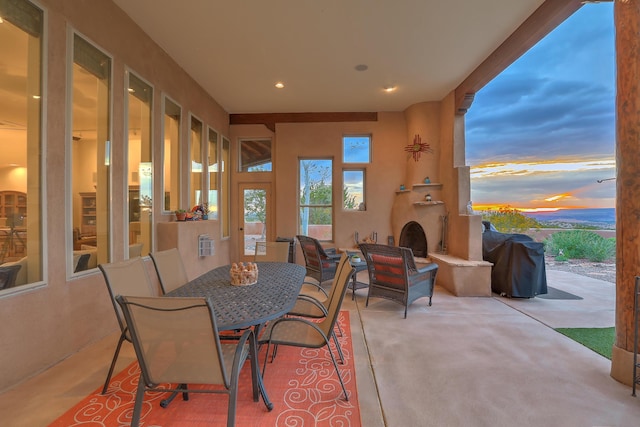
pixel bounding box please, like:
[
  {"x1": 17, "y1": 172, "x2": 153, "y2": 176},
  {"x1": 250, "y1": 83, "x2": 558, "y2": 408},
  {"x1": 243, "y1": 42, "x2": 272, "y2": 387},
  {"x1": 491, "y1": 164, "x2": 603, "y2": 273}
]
[
  {"x1": 239, "y1": 139, "x2": 272, "y2": 172},
  {"x1": 343, "y1": 135, "x2": 371, "y2": 163}
]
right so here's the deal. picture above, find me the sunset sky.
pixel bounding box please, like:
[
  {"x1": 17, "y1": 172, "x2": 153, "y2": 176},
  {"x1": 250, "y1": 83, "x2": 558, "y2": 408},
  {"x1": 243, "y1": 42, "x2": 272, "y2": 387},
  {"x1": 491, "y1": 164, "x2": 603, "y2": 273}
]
[{"x1": 466, "y1": 3, "x2": 615, "y2": 212}]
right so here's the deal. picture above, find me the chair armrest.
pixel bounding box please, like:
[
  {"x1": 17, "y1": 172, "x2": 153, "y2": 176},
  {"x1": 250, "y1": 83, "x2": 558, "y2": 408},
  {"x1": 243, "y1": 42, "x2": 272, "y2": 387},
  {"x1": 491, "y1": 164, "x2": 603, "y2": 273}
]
[
  {"x1": 291, "y1": 294, "x2": 329, "y2": 316},
  {"x1": 414, "y1": 262, "x2": 438, "y2": 275}
]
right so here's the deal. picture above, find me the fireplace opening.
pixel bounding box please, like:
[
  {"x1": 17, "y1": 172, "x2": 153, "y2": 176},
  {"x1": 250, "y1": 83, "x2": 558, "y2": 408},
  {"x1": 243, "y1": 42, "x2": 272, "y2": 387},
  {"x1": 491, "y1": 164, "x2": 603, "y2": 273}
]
[{"x1": 398, "y1": 221, "x2": 427, "y2": 258}]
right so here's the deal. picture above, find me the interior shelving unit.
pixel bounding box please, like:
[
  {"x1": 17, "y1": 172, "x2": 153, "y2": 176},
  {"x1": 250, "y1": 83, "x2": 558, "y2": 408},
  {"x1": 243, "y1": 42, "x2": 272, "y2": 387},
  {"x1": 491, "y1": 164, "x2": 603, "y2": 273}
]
[
  {"x1": 79, "y1": 192, "x2": 96, "y2": 236},
  {"x1": 0, "y1": 191, "x2": 27, "y2": 220},
  {"x1": 633, "y1": 276, "x2": 640, "y2": 396}
]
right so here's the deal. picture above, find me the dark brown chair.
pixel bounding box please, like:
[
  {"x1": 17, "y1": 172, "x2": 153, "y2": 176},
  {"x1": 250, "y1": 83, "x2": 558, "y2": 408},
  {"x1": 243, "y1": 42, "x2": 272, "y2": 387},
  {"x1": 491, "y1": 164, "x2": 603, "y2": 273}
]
[
  {"x1": 359, "y1": 243, "x2": 438, "y2": 318},
  {"x1": 0, "y1": 264, "x2": 21, "y2": 290},
  {"x1": 297, "y1": 235, "x2": 340, "y2": 286}
]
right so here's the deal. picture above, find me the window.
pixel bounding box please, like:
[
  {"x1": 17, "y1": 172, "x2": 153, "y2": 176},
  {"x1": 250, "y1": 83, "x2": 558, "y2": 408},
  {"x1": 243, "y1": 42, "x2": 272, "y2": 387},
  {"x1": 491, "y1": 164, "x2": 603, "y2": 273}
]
[
  {"x1": 343, "y1": 135, "x2": 371, "y2": 163},
  {"x1": 207, "y1": 127, "x2": 218, "y2": 220},
  {"x1": 239, "y1": 139, "x2": 272, "y2": 172},
  {"x1": 221, "y1": 137, "x2": 230, "y2": 238},
  {"x1": 162, "y1": 96, "x2": 181, "y2": 212},
  {"x1": 189, "y1": 115, "x2": 203, "y2": 209},
  {"x1": 70, "y1": 33, "x2": 111, "y2": 273},
  {"x1": 0, "y1": 0, "x2": 43, "y2": 289},
  {"x1": 126, "y1": 71, "x2": 152, "y2": 257},
  {"x1": 299, "y1": 159, "x2": 333, "y2": 240},
  {"x1": 343, "y1": 169, "x2": 365, "y2": 211}
]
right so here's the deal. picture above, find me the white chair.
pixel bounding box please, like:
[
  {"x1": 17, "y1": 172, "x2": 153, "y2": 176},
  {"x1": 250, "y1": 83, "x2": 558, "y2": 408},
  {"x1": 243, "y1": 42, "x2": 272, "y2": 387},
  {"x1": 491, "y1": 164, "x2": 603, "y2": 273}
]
[
  {"x1": 253, "y1": 241, "x2": 290, "y2": 262},
  {"x1": 98, "y1": 257, "x2": 156, "y2": 394},
  {"x1": 149, "y1": 248, "x2": 189, "y2": 294}
]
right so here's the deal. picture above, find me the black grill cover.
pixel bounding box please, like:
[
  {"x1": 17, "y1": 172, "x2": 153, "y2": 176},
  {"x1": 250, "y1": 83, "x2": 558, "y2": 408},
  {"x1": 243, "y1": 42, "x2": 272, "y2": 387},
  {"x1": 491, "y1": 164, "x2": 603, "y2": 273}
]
[{"x1": 482, "y1": 230, "x2": 548, "y2": 298}]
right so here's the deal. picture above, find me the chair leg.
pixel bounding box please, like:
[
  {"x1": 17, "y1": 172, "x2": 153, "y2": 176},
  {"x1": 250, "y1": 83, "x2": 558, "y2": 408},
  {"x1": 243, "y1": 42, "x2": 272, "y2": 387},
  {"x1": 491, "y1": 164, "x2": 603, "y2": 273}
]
[
  {"x1": 331, "y1": 329, "x2": 345, "y2": 364},
  {"x1": 326, "y1": 343, "x2": 349, "y2": 401},
  {"x1": 101, "y1": 332, "x2": 127, "y2": 394},
  {"x1": 131, "y1": 374, "x2": 146, "y2": 427}
]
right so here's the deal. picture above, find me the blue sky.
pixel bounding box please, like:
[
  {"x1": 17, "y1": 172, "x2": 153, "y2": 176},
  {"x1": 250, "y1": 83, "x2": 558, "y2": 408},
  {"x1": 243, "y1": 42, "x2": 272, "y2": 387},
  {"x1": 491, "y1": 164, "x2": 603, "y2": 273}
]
[{"x1": 466, "y1": 3, "x2": 615, "y2": 211}]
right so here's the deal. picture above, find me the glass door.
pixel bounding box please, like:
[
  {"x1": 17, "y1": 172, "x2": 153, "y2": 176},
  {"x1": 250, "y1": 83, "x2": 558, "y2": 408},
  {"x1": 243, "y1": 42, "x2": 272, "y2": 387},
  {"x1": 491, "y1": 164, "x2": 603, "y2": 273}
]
[{"x1": 239, "y1": 183, "x2": 272, "y2": 262}]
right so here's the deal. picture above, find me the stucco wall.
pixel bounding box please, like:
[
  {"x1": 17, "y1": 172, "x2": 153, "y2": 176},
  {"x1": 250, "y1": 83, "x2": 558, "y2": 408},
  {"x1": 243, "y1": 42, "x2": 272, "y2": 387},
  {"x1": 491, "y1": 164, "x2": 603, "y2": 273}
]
[{"x1": 0, "y1": 0, "x2": 231, "y2": 392}]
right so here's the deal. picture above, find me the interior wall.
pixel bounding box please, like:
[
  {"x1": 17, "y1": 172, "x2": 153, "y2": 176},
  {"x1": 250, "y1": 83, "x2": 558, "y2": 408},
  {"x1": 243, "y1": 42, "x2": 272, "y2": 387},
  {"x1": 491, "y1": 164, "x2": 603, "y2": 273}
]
[
  {"x1": 0, "y1": 0, "x2": 231, "y2": 392},
  {"x1": 271, "y1": 113, "x2": 407, "y2": 256}
]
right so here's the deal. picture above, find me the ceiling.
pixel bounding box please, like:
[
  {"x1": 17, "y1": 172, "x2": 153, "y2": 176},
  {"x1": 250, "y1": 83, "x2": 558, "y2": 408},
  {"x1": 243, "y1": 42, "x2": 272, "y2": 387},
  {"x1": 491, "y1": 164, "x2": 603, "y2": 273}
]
[{"x1": 112, "y1": 0, "x2": 553, "y2": 114}]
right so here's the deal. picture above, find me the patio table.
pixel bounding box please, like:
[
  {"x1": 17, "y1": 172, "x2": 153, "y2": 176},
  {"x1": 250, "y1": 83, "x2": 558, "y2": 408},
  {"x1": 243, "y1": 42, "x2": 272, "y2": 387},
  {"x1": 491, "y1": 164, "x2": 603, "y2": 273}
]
[
  {"x1": 167, "y1": 261, "x2": 306, "y2": 330},
  {"x1": 165, "y1": 261, "x2": 306, "y2": 410}
]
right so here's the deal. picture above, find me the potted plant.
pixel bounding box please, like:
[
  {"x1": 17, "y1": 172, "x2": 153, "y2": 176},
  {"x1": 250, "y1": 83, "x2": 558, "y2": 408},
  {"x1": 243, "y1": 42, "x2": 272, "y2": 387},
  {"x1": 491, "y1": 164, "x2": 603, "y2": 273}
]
[{"x1": 174, "y1": 209, "x2": 187, "y2": 221}]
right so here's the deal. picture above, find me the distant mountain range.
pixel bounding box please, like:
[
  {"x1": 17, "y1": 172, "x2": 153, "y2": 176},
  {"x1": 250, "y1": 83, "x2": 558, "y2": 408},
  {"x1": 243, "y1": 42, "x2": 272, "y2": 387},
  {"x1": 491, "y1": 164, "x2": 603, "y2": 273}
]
[{"x1": 522, "y1": 208, "x2": 615, "y2": 229}]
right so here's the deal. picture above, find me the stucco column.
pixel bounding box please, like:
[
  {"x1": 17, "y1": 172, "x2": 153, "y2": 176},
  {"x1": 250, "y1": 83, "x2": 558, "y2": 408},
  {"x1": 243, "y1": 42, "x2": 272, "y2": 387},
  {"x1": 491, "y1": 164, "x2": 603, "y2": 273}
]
[
  {"x1": 403, "y1": 102, "x2": 440, "y2": 186},
  {"x1": 611, "y1": 0, "x2": 640, "y2": 386}
]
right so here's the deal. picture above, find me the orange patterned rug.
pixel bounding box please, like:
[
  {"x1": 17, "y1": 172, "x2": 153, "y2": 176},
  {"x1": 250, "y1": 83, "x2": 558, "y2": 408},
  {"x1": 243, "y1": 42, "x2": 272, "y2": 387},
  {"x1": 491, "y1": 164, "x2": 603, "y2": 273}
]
[{"x1": 50, "y1": 312, "x2": 359, "y2": 427}]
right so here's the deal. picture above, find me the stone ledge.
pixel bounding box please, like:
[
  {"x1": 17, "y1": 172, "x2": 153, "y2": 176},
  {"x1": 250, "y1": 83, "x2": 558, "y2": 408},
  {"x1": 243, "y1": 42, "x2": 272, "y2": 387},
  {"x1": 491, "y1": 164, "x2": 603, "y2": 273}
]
[{"x1": 428, "y1": 252, "x2": 492, "y2": 297}]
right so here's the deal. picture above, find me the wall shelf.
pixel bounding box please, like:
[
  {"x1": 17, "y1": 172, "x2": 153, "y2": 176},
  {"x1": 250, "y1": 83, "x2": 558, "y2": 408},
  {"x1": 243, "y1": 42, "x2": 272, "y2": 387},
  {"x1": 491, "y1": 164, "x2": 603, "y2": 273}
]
[
  {"x1": 395, "y1": 189, "x2": 411, "y2": 194},
  {"x1": 412, "y1": 183, "x2": 443, "y2": 189},
  {"x1": 413, "y1": 201, "x2": 444, "y2": 206}
]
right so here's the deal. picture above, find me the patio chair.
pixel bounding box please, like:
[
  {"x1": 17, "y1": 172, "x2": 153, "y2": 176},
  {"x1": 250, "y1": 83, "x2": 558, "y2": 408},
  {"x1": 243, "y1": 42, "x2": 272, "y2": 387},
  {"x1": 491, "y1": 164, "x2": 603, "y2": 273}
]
[
  {"x1": 359, "y1": 243, "x2": 438, "y2": 318},
  {"x1": 0, "y1": 264, "x2": 21, "y2": 290},
  {"x1": 73, "y1": 253, "x2": 91, "y2": 273},
  {"x1": 253, "y1": 241, "x2": 290, "y2": 262},
  {"x1": 296, "y1": 234, "x2": 341, "y2": 298},
  {"x1": 149, "y1": 247, "x2": 189, "y2": 294},
  {"x1": 116, "y1": 295, "x2": 270, "y2": 427},
  {"x1": 98, "y1": 257, "x2": 156, "y2": 394},
  {"x1": 260, "y1": 253, "x2": 354, "y2": 401}
]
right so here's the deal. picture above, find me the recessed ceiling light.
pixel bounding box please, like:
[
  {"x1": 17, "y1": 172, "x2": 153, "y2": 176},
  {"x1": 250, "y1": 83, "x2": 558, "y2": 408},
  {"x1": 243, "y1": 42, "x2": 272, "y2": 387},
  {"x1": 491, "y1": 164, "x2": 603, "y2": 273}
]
[
  {"x1": 383, "y1": 85, "x2": 397, "y2": 92},
  {"x1": 275, "y1": 82, "x2": 285, "y2": 89},
  {"x1": 355, "y1": 64, "x2": 368, "y2": 72}
]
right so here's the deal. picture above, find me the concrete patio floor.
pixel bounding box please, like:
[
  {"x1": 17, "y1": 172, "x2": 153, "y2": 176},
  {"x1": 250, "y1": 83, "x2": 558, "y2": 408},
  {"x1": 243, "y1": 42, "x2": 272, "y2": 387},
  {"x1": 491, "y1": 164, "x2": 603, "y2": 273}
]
[{"x1": 1, "y1": 269, "x2": 639, "y2": 426}]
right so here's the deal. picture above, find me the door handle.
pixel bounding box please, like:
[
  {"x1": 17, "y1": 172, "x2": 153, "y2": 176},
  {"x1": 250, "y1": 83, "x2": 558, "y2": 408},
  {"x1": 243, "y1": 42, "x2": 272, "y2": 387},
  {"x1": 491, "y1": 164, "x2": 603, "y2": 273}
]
[{"x1": 239, "y1": 227, "x2": 243, "y2": 231}]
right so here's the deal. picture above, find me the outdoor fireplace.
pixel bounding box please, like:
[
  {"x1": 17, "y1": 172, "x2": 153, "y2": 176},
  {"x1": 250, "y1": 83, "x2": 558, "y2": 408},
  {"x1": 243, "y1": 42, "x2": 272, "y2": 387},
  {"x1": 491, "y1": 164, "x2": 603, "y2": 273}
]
[{"x1": 398, "y1": 221, "x2": 427, "y2": 258}]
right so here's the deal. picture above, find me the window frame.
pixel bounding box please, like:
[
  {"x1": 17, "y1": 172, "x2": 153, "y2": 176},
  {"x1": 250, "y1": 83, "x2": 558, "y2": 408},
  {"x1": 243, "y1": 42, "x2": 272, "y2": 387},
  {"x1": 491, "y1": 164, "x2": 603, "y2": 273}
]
[
  {"x1": 0, "y1": 0, "x2": 46, "y2": 293},
  {"x1": 342, "y1": 135, "x2": 372, "y2": 164},
  {"x1": 298, "y1": 157, "x2": 334, "y2": 242},
  {"x1": 342, "y1": 168, "x2": 366, "y2": 211},
  {"x1": 160, "y1": 94, "x2": 182, "y2": 214},
  {"x1": 124, "y1": 68, "x2": 154, "y2": 258},
  {"x1": 66, "y1": 29, "x2": 113, "y2": 278}
]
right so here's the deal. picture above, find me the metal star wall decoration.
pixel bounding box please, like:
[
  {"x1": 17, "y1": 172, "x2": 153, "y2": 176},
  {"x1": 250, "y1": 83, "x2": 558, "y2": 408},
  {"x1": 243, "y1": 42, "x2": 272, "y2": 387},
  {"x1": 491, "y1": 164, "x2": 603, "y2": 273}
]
[{"x1": 404, "y1": 134, "x2": 432, "y2": 161}]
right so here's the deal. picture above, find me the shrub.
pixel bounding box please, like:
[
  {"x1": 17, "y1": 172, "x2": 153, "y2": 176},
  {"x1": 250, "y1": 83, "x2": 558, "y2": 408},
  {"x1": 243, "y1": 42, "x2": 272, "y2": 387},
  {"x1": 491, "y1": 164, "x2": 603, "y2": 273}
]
[
  {"x1": 544, "y1": 231, "x2": 615, "y2": 262},
  {"x1": 481, "y1": 206, "x2": 541, "y2": 233}
]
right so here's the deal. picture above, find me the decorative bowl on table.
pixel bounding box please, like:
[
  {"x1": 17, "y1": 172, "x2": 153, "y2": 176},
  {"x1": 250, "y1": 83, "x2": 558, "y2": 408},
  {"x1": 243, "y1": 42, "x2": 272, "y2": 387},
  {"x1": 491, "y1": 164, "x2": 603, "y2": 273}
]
[{"x1": 230, "y1": 262, "x2": 258, "y2": 286}]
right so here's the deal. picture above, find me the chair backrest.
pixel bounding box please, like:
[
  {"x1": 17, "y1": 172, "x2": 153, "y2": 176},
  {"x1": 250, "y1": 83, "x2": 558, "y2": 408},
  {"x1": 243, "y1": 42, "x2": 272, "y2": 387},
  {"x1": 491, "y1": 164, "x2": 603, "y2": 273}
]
[
  {"x1": 254, "y1": 241, "x2": 290, "y2": 262},
  {"x1": 149, "y1": 248, "x2": 189, "y2": 294},
  {"x1": 359, "y1": 244, "x2": 411, "y2": 291},
  {"x1": 297, "y1": 235, "x2": 330, "y2": 271},
  {"x1": 116, "y1": 295, "x2": 230, "y2": 387},
  {"x1": 99, "y1": 257, "x2": 156, "y2": 333},
  {"x1": 0, "y1": 264, "x2": 22, "y2": 290},
  {"x1": 318, "y1": 254, "x2": 354, "y2": 336}
]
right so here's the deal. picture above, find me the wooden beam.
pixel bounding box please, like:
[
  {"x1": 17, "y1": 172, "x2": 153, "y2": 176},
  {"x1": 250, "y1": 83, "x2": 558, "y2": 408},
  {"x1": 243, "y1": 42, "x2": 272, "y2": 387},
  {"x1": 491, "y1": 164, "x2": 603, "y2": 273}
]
[
  {"x1": 455, "y1": 0, "x2": 584, "y2": 114},
  {"x1": 229, "y1": 112, "x2": 378, "y2": 129}
]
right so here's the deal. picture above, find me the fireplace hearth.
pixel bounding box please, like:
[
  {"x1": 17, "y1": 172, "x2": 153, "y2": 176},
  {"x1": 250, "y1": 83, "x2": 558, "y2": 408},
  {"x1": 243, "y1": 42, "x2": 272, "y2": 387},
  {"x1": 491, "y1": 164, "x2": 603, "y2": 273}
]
[{"x1": 398, "y1": 221, "x2": 427, "y2": 258}]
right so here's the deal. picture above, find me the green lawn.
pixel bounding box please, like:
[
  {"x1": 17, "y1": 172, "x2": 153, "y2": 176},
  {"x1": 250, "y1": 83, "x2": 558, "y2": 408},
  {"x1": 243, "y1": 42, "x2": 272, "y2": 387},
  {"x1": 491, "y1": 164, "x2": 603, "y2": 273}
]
[{"x1": 555, "y1": 327, "x2": 615, "y2": 359}]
